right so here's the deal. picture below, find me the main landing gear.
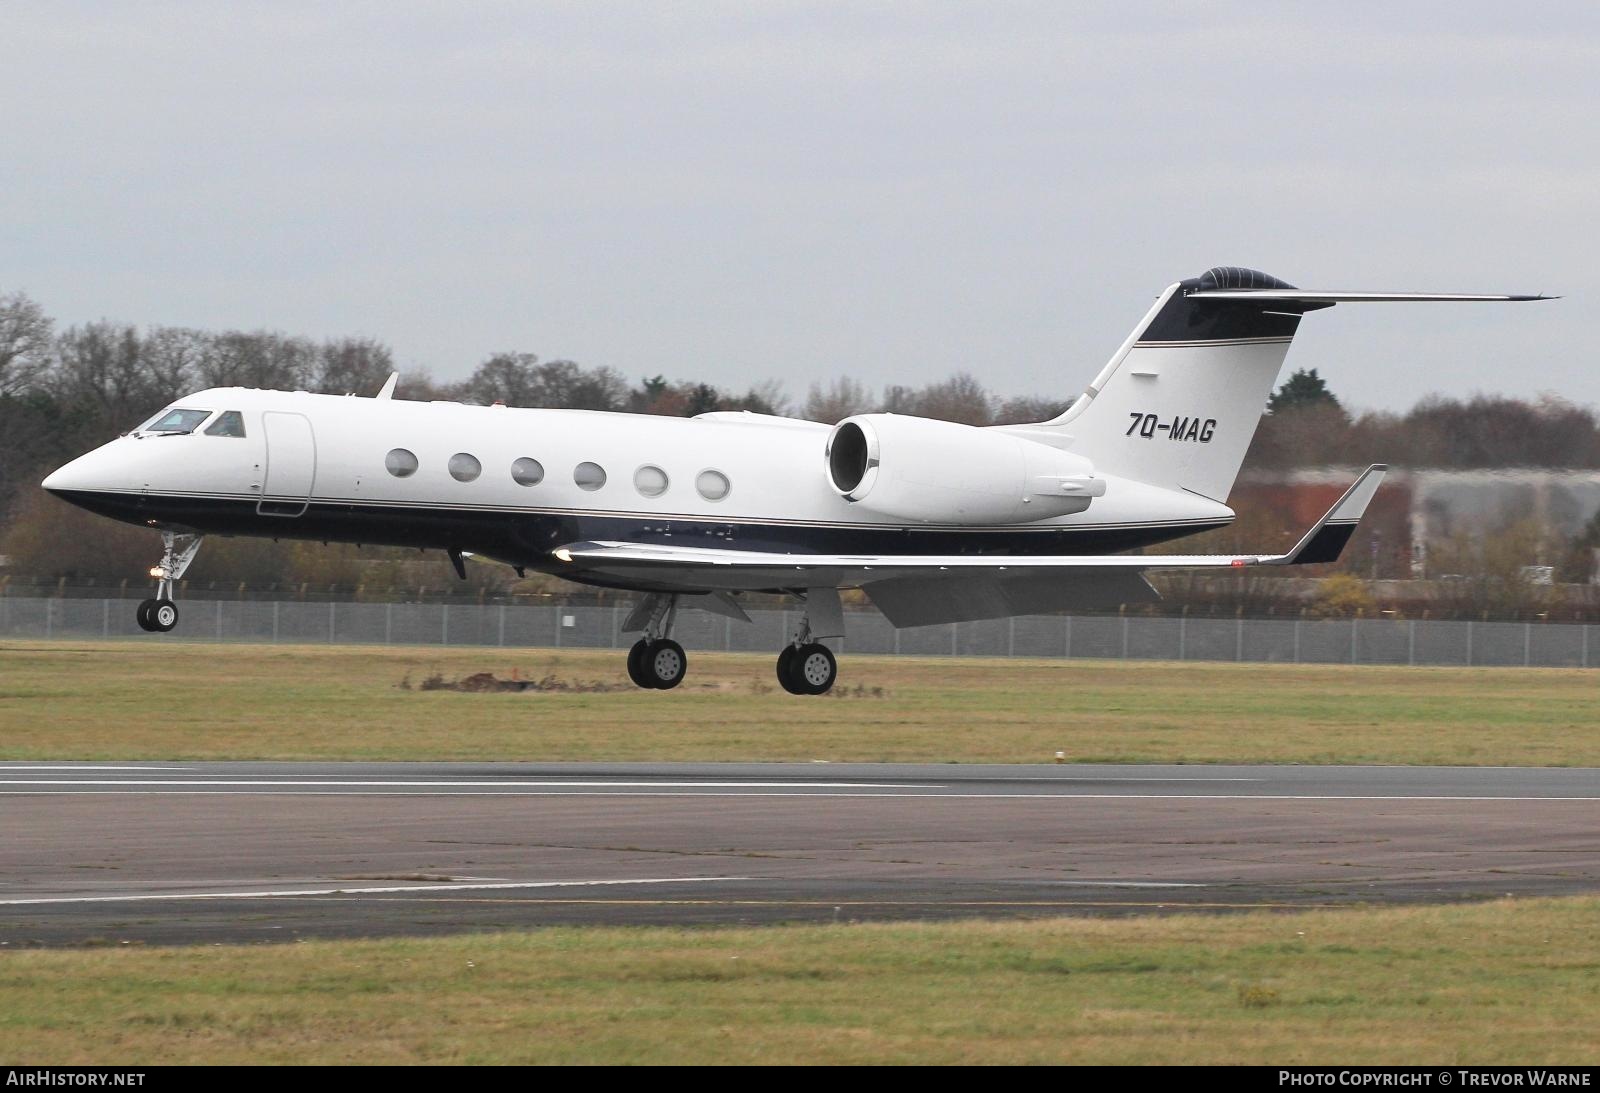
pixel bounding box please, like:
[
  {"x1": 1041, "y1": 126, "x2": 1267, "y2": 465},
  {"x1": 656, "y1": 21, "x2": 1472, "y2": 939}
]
[
  {"x1": 624, "y1": 595, "x2": 689, "y2": 690},
  {"x1": 136, "y1": 531, "x2": 202, "y2": 634},
  {"x1": 776, "y1": 640, "x2": 837, "y2": 696},
  {"x1": 619, "y1": 588, "x2": 844, "y2": 695},
  {"x1": 775, "y1": 589, "x2": 841, "y2": 695}
]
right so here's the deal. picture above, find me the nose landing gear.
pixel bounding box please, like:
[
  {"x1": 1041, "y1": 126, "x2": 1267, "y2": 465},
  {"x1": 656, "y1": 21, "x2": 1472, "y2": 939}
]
[{"x1": 136, "y1": 532, "x2": 203, "y2": 634}]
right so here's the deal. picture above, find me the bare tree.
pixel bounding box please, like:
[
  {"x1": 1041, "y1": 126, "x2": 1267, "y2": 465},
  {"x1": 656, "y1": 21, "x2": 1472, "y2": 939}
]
[
  {"x1": 994, "y1": 395, "x2": 1071, "y2": 425},
  {"x1": 539, "y1": 360, "x2": 630, "y2": 411},
  {"x1": 0, "y1": 291, "x2": 54, "y2": 396},
  {"x1": 315, "y1": 337, "x2": 395, "y2": 396},
  {"x1": 461, "y1": 354, "x2": 630, "y2": 411},
  {"x1": 199, "y1": 331, "x2": 317, "y2": 391},
  {"x1": 142, "y1": 327, "x2": 206, "y2": 398},
  {"x1": 804, "y1": 377, "x2": 874, "y2": 423},
  {"x1": 49, "y1": 322, "x2": 161, "y2": 432},
  {"x1": 719, "y1": 379, "x2": 788, "y2": 416},
  {"x1": 880, "y1": 384, "x2": 917, "y2": 415},
  {"x1": 392, "y1": 367, "x2": 455, "y2": 402},
  {"x1": 907, "y1": 372, "x2": 993, "y2": 426},
  {"x1": 461, "y1": 352, "x2": 541, "y2": 405}
]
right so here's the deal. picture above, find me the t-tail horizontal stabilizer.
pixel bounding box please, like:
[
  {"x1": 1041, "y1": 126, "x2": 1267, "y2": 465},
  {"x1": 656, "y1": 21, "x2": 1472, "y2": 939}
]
[{"x1": 1186, "y1": 290, "x2": 1555, "y2": 303}]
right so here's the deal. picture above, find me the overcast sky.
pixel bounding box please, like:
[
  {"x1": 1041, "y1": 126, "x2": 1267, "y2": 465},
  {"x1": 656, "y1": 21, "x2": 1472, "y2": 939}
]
[{"x1": 2, "y1": 2, "x2": 1594, "y2": 413}]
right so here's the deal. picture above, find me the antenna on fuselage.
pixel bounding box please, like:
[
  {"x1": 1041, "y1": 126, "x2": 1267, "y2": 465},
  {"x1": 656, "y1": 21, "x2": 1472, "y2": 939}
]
[{"x1": 375, "y1": 372, "x2": 399, "y2": 400}]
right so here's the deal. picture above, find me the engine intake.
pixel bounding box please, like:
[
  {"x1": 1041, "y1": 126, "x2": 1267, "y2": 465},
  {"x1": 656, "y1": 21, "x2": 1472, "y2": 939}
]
[
  {"x1": 828, "y1": 419, "x2": 875, "y2": 495},
  {"x1": 824, "y1": 414, "x2": 1105, "y2": 524}
]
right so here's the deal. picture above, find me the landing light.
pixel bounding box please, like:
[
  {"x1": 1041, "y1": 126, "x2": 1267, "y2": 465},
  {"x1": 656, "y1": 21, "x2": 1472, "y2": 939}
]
[
  {"x1": 149, "y1": 566, "x2": 164, "y2": 578},
  {"x1": 553, "y1": 548, "x2": 572, "y2": 563}
]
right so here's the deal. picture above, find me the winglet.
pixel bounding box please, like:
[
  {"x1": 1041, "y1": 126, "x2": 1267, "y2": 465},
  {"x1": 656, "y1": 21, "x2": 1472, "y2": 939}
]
[
  {"x1": 376, "y1": 372, "x2": 399, "y2": 400},
  {"x1": 1276, "y1": 465, "x2": 1388, "y2": 565}
]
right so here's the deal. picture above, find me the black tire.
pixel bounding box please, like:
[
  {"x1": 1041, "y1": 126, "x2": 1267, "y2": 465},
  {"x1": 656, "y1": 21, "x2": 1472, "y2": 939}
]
[
  {"x1": 135, "y1": 598, "x2": 159, "y2": 632},
  {"x1": 776, "y1": 645, "x2": 805, "y2": 694},
  {"x1": 793, "y1": 642, "x2": 837, "y2": 695},
  {"x1": 150, "y1": 599, "x2": 179, "y2": 633},
  {"x1": 774, "y1": 649, "x2": 800, "y2": 691},
  {"x1": 626, "y1": 640, "x2": 653, "y2": 689},
  {"x1": 644, "y1": 638, "x2": 687, "y2": 690}
]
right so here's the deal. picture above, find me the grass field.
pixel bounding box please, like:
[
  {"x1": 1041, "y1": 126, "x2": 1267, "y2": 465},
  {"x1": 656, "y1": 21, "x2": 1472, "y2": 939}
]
[
  {"x1": 4, "y1": 641, "x2": 1597, "y2": 1064},
  {"x1": 2, "y1": 898, "x2": 1596, "y2": 1064},
  {"x1": 2, "y1": 639, "x2": 1597, "y2": 765}
]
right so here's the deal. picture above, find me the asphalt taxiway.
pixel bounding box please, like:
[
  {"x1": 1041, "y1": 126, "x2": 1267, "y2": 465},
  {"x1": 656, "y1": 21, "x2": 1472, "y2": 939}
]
[{"x1": 2, "y1": 762, "x2": 1596, "y2": 945}]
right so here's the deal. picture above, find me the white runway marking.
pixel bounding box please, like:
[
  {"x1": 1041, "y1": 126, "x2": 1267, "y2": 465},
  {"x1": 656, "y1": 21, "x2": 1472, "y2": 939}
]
[
  {"x1": 0, "y1": 779, "x2": 943, "y2": 789},
  {"x1": 0, "y1": 772, "x2": 1260, "y2": 782},
  {"x1": 1043, "y1": 880, "x2": 1206, "y2": 888},
  {"x1": 0, "y1": 876, "x2": 752, "y2": 907},
  {"x1": 0, "y1": 765, "x2": 195, "y2": 771},
  {"x1": 3, "y1": 787, "x2": 1596, "y2": 802}
]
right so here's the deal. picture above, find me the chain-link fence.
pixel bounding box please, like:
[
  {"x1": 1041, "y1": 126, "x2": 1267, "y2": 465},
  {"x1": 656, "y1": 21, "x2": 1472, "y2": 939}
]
[{"x1": 2, "y1": 596, "x2": 1595, "y2": 668}]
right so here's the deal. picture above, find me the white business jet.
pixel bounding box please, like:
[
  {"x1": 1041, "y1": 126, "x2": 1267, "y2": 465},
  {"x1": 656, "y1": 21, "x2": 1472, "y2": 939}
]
[{"x1": 42, "y1": 267, "x2": 1547, "y2": 693}]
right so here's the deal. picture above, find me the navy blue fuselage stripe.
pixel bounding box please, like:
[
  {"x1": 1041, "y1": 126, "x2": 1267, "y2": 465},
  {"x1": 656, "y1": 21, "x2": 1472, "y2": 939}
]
[{"x1": 50, "y1": 489, "x2": 1230, "y2": 564}]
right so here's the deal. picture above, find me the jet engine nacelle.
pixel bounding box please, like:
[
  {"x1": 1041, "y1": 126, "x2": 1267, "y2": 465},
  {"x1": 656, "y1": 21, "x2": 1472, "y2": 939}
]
[{"x1": 825, "y1": 414, "x2": 1106, "y2": 524}]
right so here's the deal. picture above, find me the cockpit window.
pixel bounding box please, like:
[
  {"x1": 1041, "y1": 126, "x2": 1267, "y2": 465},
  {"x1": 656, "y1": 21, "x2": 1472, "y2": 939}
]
[
  {"x1": 205, "y1": 410, "x2": 246, "y2": 438},
  {"x1": 144, "y1": 408, "x2": 211, "y2": 435}
]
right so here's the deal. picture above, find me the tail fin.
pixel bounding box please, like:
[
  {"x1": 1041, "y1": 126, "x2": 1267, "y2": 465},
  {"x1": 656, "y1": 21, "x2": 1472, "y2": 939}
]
[
  {"x1": 1047, "y1": 266, "x2": 1319, "y2": 503},
  {"x1": 1042, "y1": 266, "x2": 1550, "y2": 504}
]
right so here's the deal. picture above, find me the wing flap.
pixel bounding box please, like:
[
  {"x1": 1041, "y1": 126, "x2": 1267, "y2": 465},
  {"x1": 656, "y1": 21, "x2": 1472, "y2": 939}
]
[{"x1": 865, "y1": 570, "x2": 1159, "y2": 627}]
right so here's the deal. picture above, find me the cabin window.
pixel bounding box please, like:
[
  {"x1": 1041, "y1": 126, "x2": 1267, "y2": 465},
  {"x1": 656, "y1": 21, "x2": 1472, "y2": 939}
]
[
  {"x1": 385, "y1": 448, "x2": 419, "y2": 478},
  {"x1": 574, "y1": 461, "x2": 607, "y2": 491},
  {"x1": 511, "y1": 457, "x2": 545, "y2": 486},
  {"x1": 144, "y1": 408, "x2": 211, "y2": 435},
  {"x1": 633, "y1": 465, "x2": 669, "y2": 498},
  {"x1": 448, "y1": 453, "x2": 482, "y2": 482},
  {"x1": 204, "y1": 410, "x2": 246, "y2": 438},
  {"x1": 696, "y1": 469, "x2": 731, "y2": 501}
]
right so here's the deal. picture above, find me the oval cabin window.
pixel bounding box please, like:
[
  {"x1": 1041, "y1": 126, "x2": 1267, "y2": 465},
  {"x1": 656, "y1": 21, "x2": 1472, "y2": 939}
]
[
  {"x1": 448, "y1": 453, "x2": 482, "y2": 482},
  {"x1": 574, "y1": 462, "x2": 607, "y2": 491},
  {"x1": 696, "y1": 469, "x2": 731, "y2": 501},
  {"x1": 385, "y1": 449, "x2": 419, "y2": 478},
  {"x1": 511, "y1": 457, "x2": 545, "y2": 486},
  {"x1": 634, "y1": 465, "x2": 669, "y2": 497}
]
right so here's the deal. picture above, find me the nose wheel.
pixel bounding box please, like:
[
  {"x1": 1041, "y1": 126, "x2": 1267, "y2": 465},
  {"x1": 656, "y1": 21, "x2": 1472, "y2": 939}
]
[
  {"x1": 136, "y1": 598, "x2": 180, "y2": 633},
  {"x1": 135, "y1": 531, "x2": 202, "y2": 634}
]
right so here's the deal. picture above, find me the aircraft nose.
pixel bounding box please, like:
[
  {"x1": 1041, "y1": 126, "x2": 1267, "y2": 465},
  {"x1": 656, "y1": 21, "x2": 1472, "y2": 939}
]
[
  {"x1": 41, "y1": 460, "x2": 82, "y2": 494},
  {"x1": 41, "y1": 445, "x2": 126, "y2": 495}
]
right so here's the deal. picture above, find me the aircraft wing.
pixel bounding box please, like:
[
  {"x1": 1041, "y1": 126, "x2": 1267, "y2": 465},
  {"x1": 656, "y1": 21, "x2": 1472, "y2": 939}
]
[{"x1": 553, "y1": 465, "x2": 1387, "y2": 584}]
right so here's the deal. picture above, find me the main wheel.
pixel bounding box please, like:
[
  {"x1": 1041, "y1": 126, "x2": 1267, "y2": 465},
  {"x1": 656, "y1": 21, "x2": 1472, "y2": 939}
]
[
  {"x1": 135, "y1": 598, "x2": 159, "y2": 632},
  {"x1": 791, "y1": 642, "x2": 837, "y2": 695},
  {"x1": 149, "y1": 599, "x2": 179, "y2": 633},
  {"x1": 643, "y1": 638, "x2": 687, "y2": 690},
  {"x1": 626, "y1": 640, "x2": 653, "y2": 688},
  {"x1": 776, "y1": 644, "x2": 801, "y2": 693}
]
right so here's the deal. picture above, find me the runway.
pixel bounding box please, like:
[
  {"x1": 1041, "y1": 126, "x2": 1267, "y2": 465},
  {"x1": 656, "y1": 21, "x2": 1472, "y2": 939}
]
[{"x1": 3, "y1": 762, "x2": 1597, "y2": 945}]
